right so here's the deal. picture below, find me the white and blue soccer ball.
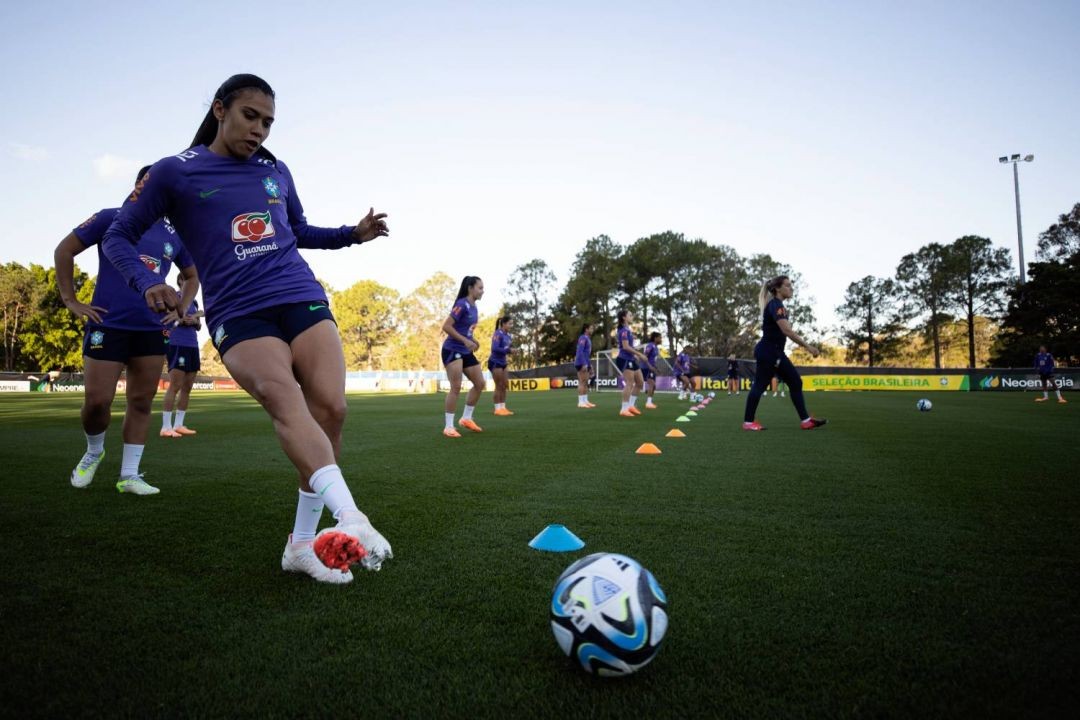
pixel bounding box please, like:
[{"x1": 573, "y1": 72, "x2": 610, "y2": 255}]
[
  {"x1": 917, "y1": 398, "x2": 932, "y2": 412},
  {"x1": 550, "y1": 552, "x2": 668, "y2": 677},
  {"x1": 708, "y1": 391, "x2": 716, "y2": 398}
]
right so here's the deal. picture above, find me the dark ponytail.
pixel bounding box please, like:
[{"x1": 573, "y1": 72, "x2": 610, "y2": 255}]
[
  {"x1": 649, "y1": 331, "x2": 661, "y2": 343},
  {"x1": 617, "y1": 310, "x2": 629, "y2": 327},
  {"x1": 580, "y1": 322, "x2": 592, "y2": 336},
  {"x1": 496, "y1": 316, "x2": 511, "y2": 329},
  {"x1": 190, "y1": 73, "x2": 276, "y2": 149},
  {"x1": 457, "y1": 276, "x2": 481, "y2": 300}
]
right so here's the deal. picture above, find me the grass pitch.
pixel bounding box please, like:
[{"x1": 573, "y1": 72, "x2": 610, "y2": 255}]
[{"x1": 1, "y1": 389, "x2": 1077, "y2": 718}]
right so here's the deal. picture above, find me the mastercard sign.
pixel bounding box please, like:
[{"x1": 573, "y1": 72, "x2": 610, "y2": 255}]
[{"x1": 231, "y1": 211, "x2": 276, "y2": 243}]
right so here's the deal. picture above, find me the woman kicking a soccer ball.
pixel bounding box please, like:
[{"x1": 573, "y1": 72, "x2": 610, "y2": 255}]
[
  {"x1": 103, "y1": 74, "x2": 392, "y2": 584},
  {"x1": 742, "y1": 275, "x2": 826, "y2": 431}
]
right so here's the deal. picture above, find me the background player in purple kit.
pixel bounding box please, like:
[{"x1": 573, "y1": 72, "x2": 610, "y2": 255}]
[
  {"x1": 614, "y1": 310, "x2": 648, "y2": 417},
  {"x1": 674, "y1": 348, "x2": 695, "y2": 400},
  {"x1": 102, "y1": 74, "x2": 391, "y2": 584},
  {"x1": 575, "y1": 323, "x2": 596, "y2": 408},
  {"x1": 642, "y1": 331, "x2": 662, "y2": 409},
  {"x1": 441, "y1": 276, "x2": 486, "y2": 436},
  {"x1": 55, "y1": 167, "x2": 198, "y2": 496},
  {"x1": 726, "y1": 354, "x2": 740, "y2": 395},
  {"x1": 743, "y1": 275, "x2": 826, "y2": 431},
  {"x1": 160, "y1": 275, "x2": 203, "y2": 438},
  {"x1": 489, "y1": 316, "x2": 515, "y2": 416},
  {"x1": 1034, "y1": 345, "x2": 1066, "y2": 403}
]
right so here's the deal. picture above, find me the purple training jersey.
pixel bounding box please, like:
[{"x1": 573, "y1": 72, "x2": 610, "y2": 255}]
[
  {"x1": 674, "y1": 352, "x2": 691, "y2": 375},
  {"x1": 575, "y1": 334, "x2": 592, "y2": 366},
  {"x1": 644, "y1": 342, "x2": 659, "y2": 369},
  {"x1": 1036, "y1": 352, "x2": 1054, "y2": 374},
  {"x1": 167, "y1": 295, "x2": 201, "y2": 348},
  {"x1": 490, "y1": 328, "x2": 512, "y2": 363},
  {"x1": 103, "y1": 146, "x2": 357, "y2": 337},
  {"x1": 616, "y1": 326, "x2": 635, "y2": 361},
  {"x1": 74, "y1": 208, "x2": 192, "y2": 331},
  {"x1": 443, "y1": 298, "x2": 478, "y2": 354}
]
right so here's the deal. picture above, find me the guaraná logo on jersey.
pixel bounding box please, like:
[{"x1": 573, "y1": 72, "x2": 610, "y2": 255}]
[
  {"x1": 262, "y1": 177, "x2": 280, "y2": 198},
  {"x1": 140, "y1": 255, "x2": 162, "y2": 274},
  {"x1": 231, "y1": 211, "x2": 276, "y2": 243}
]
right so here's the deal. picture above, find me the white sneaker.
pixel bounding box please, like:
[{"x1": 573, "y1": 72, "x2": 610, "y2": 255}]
[
  {"x1": 116, "y1": 474, "x2": 160, "y2": 495},
  {"x1": 335, "y1": 511, "x2": 394, "y2": 571},
  {"x1": 71, "y1": 450, "x2": 105, "y2": 488},
  {"x1": 282, "y1": 535, "x2": 353, "y2": 584}
]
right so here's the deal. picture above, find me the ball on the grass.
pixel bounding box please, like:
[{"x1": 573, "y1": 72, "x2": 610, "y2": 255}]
[
  {"x1": 550, "y1": 552, "x2": 668, "y2": 677},
  {"x1": 917, "y1": 398, "x2": 932, "y2": 412}
]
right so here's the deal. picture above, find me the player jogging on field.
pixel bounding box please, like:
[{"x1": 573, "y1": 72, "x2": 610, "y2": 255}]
[
  {"x1": 575, "y1": 323, "x2": 596, "y2": 408},
  {"x1": 103, "y1": 74, "x2": 392, "y2": 584},
  {"x1": 441, "y1": 276, "x2": 486, "y2": 436},
  {"x1": 674, "y1": 348, "x2": 695, "y2": 400},
  {"x1": 1035, "y1": 345, "x2": 1066, "y2": 403},
  {"x1": 489, "y1": 316, "x2": 514, "y2": 416},
  {"x1": 160, "y1": 275, "x2": 202, "y2": 437},
  {"x1": 743, "y1": 275, "x2": 826, "y2": 431},
  {"x1": 56, "y1": 167, "x2": 198, "y2": 497}
]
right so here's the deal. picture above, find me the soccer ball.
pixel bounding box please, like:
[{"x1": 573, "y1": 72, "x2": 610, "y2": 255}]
[
  {"x1": 917, "y1": 398, "x2": 932, "y2": 412},
  {"x1": 708, "y1": 391, "x2": 716, "y2": 398},
  {"x1": 550, "y1": 552, "x2": 668, "y2": 677}
]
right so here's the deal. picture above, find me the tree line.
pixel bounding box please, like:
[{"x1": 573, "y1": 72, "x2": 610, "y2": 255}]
[{"x1": 2, "y1": 202, "x2": 1075, "y2": 373}]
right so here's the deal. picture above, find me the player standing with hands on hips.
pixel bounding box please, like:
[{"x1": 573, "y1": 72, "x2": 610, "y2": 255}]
[
  {"x1": 103, "y1": 73, "x2": 392, "y2": 583},
  {"x1": 743, "y1": 276, "x2": 827, "y2": 431}
]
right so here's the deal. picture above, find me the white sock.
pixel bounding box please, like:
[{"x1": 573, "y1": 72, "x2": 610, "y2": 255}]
[
  {"x1": 495, "y1": 403, "x2": 504, "y2": 410},
  {"x1": 175, "y1": 410, "x2": 186, "y2": 427},
  {"x1": 463, "y1": 404, "x2": 475, "y2": 421},
  {"x1": 444, "y1": 412, "x2": 455, "y2": 429},
  {"x1": 161, "y1": 411, "x2": 173, "y2": 431},
  {"x1": 583, "y1": 393, "x2": 589, "y2": 403},
  {"x1": 308, "y1": 464, "x2": 358, "y2": 520},
  {"x1": 86, "y1": 431, "x2": 105, "y2": 455},
  {"x1": 621, "y1": 401, "x2": 629, "y2": 412},
  {"x1": 1057, "y1": 390, "x2": 1063, "y2": 399},
  {"x1": 292, "y1": 489, "x2": 324, "y2": 542},
  {"x1": 578, "y1": 396, "x2": 586, "y2": 406},
  {"x1": 1043, "y1": 391, "x2": 1049, "y2": 398},
  {"x1": 629, "y1": 394, "x2": 637, "y2": 407},
  {"x1": 120, "y1": 443, "x2": 144, "y2": 478}
]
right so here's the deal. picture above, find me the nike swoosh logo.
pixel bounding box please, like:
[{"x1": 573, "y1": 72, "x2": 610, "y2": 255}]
[
  {"x1": 309, "y1": 304, "x2": 326, "y2": 311},
  {"x1": 199, "y1": 189, "x2": 221, "y2": 199}
]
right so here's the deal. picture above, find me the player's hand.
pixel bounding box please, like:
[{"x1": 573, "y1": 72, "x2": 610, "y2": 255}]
[
  {"x1": 466, "y1": 339, "x2": 480, "y2": 353},
  {"x1": 807, "y1": 345, "x2": 821, "y2": 358},
  {"x1": 144, "y1": 284, "x2": 177, "y2": 314},
  {"x1": 63, "y1": 299, "x2": 107, "y2": 324},
  {"x1": 352, "y1": 208, "x2": 389, "y2": 244}
]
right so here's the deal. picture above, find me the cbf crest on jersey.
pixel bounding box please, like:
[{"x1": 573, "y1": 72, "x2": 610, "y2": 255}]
[
  {"x1": 90, "y1": 330, "x2": 105, "y2": 348},
  {"x1": 262, "y1": 177, "x2": 280, "y2": 198},
  {"x1": 163, "y1": 242, "x2": 174, "y2": 260}
]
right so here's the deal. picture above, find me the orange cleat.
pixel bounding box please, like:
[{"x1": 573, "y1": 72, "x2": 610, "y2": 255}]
[
  {"x1": 442, "y1": 427, "x2": 462, "y2": 438},
  {"x1": 173, "y1": 426, "x2": 197, "y2": 436},
  {"x1": 742, "y1": 421, "x2": 765, "y2": 431},
  {"x1": 459, "y1": 418, "x2": 484, "y2": 433},
  {"x1": 585, "y1": 402, "x2": 597, "y2": 408},
  {"x1": 159, "y1": 429, "x2": 181, "y2": 438},
  {"x1": 493, "y1": 408, "x2": 514, "y2": 416},
  {"x1": 1059, "y1": 398, "x2": 1068, "y2": 404},
  {"x1": 619, "y1": 409, "x2": 636, "y2": 417},
  {"x1": 645, "y1": 403, "x2": 658, "y2": 410},
  {"x1": 1035, "y1": 397, "x2": 1048, "y2": 402},
  {"x1": 628, "y1": 406, "x2": 642, "y2": 416}
]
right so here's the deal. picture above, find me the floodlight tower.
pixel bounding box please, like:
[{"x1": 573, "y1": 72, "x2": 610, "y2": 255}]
[{"x1": 998, "y1": 153, "x2": 1034, "y2": 284}]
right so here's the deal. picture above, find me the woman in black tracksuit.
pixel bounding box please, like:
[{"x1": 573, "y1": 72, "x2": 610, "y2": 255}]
[{"x1": 743, "y1": 275, "x2": 827, "y2": 431}]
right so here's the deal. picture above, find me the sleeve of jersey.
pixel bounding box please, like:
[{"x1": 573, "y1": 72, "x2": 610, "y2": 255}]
[
  {"x1": 768, "y1": 300, "x2": 786, "y2": 323},
  {"x1": 281, "y1": 162, "x2": 354, "y2": 250},
  {"x1": 72, "y1": 209, "x2": 119, "y2": 248},
  {"x1": 102, "y1": 160, "x2": 178, "y2": 296},
  {"x1": 174, "y1": 240, "x2": 195, "y2": 271}
]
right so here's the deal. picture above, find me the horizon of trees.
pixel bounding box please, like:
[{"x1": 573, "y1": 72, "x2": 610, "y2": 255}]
[{"x1": 2, "y1": 201, "x2": 1076, "y2": 373}]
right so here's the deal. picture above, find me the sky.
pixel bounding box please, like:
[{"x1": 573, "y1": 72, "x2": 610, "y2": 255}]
[{"x1": 1, "y1": 0, "x2": 1077, "y2": 342}]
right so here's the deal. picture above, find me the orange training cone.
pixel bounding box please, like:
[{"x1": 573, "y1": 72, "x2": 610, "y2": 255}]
[
  {"x1": 635, "y1": 443, "x2": 662, "y2": 455},
  {"x1": 665, "y1": 429, "x2": 686, "y2": 438}
]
